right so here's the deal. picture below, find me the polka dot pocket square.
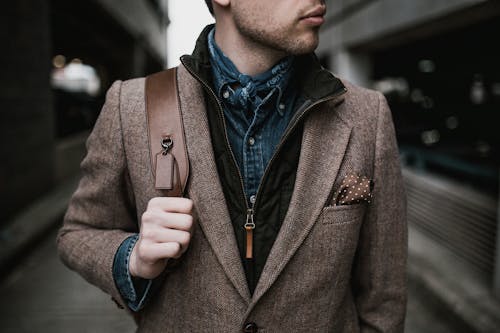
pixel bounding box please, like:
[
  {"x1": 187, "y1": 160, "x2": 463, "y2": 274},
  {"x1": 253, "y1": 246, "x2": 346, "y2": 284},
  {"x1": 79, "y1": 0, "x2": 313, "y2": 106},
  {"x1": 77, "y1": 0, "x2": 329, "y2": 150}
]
[{"x1": 334, "y1": 174, "x2": 374, "y2": 206}]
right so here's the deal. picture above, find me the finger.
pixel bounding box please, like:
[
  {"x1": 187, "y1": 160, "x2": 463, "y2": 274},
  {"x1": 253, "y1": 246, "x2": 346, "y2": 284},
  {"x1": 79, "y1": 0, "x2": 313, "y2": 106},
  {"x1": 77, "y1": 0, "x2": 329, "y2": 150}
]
[
  {"x1": 138, "y1": 242, "x2": 182, "y2": 263},
  {"x1": 162, "y1": 212, "x2": 193, "y2": 231},
  {"x1": 147, "y1": 197, "x2": 193, "y2": 214},
  {"x1": 141, "y1": 211, "x2": 193, "y2": 231},
  {"x1": 144, "y1": 228, "x2": 191, "y2": 251}
]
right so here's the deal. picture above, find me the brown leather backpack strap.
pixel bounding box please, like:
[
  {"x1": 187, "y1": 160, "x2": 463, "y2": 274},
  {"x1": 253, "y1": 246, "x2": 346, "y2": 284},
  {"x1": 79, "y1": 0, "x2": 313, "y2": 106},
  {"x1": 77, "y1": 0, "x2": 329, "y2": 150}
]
[{"x1": 145, "y1": 67, "x2": 189, "y2": 196}]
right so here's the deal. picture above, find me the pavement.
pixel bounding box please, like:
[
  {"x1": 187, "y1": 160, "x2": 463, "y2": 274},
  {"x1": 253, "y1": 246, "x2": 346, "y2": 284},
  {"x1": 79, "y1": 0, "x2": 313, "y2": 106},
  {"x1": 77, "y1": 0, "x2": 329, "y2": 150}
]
[
  {"x1": 0, "y1": 227, "x2": 467, "y2": 333},
  {"x1": 0, "y1": 228, "x2": 135, "y2": 333},
  {"x1": 408, "y1": 227, "x2": 500, "y2": 333},
  {"x1": 0, "y1": 175, "x2": 80, "y2": 278}
]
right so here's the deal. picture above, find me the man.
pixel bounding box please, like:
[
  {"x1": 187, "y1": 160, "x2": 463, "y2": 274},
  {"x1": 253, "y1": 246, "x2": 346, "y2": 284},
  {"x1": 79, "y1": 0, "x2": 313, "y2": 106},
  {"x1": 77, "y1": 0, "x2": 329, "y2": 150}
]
[{"x1": 57, "y1": 0, "x2": 407, "y2": 332}]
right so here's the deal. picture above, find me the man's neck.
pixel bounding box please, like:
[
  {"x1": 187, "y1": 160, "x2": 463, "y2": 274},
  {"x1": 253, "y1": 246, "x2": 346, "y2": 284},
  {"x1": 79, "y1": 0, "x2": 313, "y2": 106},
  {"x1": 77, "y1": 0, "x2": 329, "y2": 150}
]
[{"x1": 214, "y1": 22, "x2": 287, "y2": 77}]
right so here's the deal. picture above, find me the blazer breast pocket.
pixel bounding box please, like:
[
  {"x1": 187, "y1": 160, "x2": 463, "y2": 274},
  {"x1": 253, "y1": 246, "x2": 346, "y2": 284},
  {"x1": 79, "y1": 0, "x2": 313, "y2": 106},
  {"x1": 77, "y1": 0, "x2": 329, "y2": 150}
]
[
  {"x1": 319, "y1": 204, "x2": 366, "y2": 226},
  {"x1": 311, "y1": 204, "x2": 367, "y2": 260}
]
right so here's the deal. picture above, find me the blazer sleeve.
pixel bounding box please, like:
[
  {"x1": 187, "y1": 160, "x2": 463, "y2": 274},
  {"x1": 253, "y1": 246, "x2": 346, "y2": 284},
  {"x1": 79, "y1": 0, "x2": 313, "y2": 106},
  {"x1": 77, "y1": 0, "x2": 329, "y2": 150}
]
[
  {"x1": 351, "y1": 92, "x2": 408, "y2": 332},
  {"x1": 56, "y1": 80, "x2": 138, "y2": 310}
]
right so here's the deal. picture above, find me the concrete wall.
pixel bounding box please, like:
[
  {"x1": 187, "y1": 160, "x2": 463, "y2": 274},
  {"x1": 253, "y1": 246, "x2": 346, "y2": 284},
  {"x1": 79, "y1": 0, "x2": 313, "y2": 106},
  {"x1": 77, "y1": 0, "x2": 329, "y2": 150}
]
[
  {"x1": 0, "y1": 0, "x2": 170, "y2": 225},
  {"x1": 96, "y1": 0, "x2": 169, "y2": 67},
  {"x1": 496, "y1": 173, "x2": 500, "y2": 298},
  {"x1": 321, "y1": 0, "x2": 488, "y2": 51},
  {"x1": 0, "y1": 0, "x2": 55, "y2": 223},
  {"x1": 319, "y1": 0, "x2": 491, "y2": 85}
]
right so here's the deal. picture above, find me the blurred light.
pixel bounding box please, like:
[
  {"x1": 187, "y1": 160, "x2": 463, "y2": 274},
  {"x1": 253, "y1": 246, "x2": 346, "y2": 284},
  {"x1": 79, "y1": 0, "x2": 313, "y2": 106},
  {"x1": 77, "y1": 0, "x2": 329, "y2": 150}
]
[
  {"x1": 418, "y1": 59, "x2": 436, "y2": 73},
  {"x1": 445, "y1": 116, "x2": 459, "y2": 130},
  {"x1": 71, "y1": 58, "x2": 82, "y2": 64},
  {"x1": 52, "y1": 55, "x2": 66, "y2": 68},
  {"x1": 167, "y1": 0, "x2": 214, "y2": 67},
  {"x1": 410, "y1": 88, "x2": 434, "y2": 109},
  {"x1": 421, "y1": 129, "x2": 440, "y2": 146},
  {"x1": 476, "y1": 141, "x2": 491, "y2": 157},
  {"x1": 491, "y1": 82, "x2": 500, "y2": 97},
  {"x1": 51, "y1": 61, "x2": 101, "y2": 96},
  {"x1": 421, "y1": 96, "x2": 434, "y2": 109},
  {"x1": 373, "y1": 77, "x2": 409, "y2": 97},
  {"x1": 411, "y1": 89, "x2": 424, "y2": 103},
  {"x1": 470, "y1": 74, "x2": 486, "y2": 105}
]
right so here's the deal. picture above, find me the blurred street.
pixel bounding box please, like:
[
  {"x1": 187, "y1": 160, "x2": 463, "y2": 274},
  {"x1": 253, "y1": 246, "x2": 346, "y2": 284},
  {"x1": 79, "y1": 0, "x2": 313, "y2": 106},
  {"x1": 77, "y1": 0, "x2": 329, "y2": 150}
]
[
  {"x1": 0, "y1": 229, "x2": 463, "y2": 333},
  {"x1": 0, "y1": 229, "x2": 135, "y2": 333}
]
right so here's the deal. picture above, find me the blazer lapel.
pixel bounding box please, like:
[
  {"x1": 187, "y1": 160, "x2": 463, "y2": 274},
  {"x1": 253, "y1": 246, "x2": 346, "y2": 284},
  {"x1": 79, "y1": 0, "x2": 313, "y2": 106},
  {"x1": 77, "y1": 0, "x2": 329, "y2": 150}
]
[
  {"x1": 177, "y1": 65, "x2": 251, "y2": 303},
  {"x1": 250, "y1": 99, "x2": 353, "y2": 307}
]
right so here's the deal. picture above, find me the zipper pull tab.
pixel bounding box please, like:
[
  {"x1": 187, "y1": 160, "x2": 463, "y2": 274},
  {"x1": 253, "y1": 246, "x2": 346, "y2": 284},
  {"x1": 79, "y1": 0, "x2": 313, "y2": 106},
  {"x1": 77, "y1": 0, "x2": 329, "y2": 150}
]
[{"x1": 244, "y1": 208, "x2": 255, "y2": 259}]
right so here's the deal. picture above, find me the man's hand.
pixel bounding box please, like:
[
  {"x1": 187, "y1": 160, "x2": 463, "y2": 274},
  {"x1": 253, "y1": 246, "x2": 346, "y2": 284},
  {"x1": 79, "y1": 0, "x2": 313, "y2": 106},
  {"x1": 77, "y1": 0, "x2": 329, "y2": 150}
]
[{"x1": 129, "y1": 197, "x2": 194, "y2": 280}]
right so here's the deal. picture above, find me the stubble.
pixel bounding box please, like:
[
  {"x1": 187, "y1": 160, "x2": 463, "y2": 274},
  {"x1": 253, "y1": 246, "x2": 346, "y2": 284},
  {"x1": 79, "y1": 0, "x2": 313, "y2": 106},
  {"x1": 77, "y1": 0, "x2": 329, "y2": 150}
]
[{"x1": 232, "y1": 7, "x2": 320, "y2": 56}]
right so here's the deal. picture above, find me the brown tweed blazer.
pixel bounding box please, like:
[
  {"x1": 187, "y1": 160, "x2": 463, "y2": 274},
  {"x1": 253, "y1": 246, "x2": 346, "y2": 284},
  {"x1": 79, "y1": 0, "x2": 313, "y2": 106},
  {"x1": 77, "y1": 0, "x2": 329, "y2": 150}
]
[{"x1": 57, "y1": 64, "x2": 407, "y2": 332}]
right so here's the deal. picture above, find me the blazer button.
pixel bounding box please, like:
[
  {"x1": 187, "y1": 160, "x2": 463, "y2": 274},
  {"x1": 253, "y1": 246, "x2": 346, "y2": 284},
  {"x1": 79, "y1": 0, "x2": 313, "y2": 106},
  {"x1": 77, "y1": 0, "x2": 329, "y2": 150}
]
[{"x1": 243, "y1": 322, "x2": 258, "y2": 333}]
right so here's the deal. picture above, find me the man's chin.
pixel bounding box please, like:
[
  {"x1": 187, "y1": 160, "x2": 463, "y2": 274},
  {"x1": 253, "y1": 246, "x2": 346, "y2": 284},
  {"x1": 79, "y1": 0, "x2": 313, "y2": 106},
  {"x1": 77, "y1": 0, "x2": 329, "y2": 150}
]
[{"x1": 287, "y1": 38, "x2": 319, "y2": 55}]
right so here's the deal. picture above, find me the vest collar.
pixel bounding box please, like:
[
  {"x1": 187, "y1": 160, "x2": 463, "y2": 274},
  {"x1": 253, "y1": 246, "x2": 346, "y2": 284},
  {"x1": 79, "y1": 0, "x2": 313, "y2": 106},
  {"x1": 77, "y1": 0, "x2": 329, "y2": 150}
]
[{"x1": 180, "y1": 24, "x2": 346, "y2": 104}]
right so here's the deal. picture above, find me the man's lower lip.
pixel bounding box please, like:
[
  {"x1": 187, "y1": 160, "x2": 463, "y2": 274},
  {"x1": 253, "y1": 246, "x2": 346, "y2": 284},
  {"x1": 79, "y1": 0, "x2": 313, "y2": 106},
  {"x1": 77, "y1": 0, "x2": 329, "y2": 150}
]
[{"x1": 300, "y1": 16, "x2": 325, "y2": 26}]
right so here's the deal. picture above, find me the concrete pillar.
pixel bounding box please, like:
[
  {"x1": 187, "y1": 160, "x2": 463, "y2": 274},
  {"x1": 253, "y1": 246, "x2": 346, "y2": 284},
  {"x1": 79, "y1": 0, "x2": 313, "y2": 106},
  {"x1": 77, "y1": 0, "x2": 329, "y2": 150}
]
[
  {"x1": 0, "y1": 1, "x2": 55, "y2": 224},
  {"x1": 132, "y1": 41, "x2": 147, "y2": 77},
  {"x1": 332, "y1": 48, "x2": 373, "y2": 88},
  {"x1": 494, "y1": 169, "x2": 500, "y2": 299}
]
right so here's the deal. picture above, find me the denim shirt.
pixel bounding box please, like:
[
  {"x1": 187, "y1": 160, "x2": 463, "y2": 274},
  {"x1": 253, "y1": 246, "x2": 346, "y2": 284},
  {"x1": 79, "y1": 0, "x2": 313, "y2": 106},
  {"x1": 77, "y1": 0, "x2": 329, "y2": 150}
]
[
  {"x1": 207, "y1": 28, "x2": 299, "y2": 204},
  {"x1": 112, "y1": 28, "x2": 300, "y2": 312},
  {"x1": 112, "y1": 234, "x2": 154, "y2": 311}
]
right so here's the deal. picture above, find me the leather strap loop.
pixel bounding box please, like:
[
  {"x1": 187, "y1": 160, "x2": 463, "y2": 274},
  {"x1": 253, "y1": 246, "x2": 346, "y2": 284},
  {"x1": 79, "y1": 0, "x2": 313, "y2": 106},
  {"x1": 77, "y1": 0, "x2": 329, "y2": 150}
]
[{"x1": 145, "y1": 67, "x2": 189, "y2": 196}]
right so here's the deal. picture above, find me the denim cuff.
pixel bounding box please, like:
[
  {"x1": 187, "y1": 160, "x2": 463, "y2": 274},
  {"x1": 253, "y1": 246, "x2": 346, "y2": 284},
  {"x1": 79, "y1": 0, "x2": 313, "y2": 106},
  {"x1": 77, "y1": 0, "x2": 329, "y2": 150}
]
[{"x1": 112, "y1": 234, "x2": 153, "y2": 312}]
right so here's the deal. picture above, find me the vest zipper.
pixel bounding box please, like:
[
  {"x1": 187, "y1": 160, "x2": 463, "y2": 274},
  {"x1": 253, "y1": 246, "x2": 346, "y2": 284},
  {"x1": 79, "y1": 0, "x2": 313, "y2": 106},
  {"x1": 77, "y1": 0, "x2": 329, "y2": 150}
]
[
  {"x1": 245, "y1": 206, "x2": 255, "y2": 259},
  {"x1": 180, "y1": 58, "x2": 346, "y2": 267},
  {"x1": 181, "y1": 61, "x2": 256, "y2": 264},
  {"x1": 180, "y1": 58, "x2": 249, "y2": 212},
  {"x1": 250, "y1": 89, "x2": 347, "y2": 212}
]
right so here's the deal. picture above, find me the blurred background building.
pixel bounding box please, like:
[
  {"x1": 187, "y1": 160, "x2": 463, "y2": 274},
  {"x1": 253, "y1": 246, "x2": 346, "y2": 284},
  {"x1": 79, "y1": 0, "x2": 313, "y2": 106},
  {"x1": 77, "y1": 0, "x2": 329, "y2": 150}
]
[
  {"x1": 318, "y1": 0, "x2": 500, "y2": 331},
  {"x1": 0, "y1": 0, "x2": 168, "y2": 226}
]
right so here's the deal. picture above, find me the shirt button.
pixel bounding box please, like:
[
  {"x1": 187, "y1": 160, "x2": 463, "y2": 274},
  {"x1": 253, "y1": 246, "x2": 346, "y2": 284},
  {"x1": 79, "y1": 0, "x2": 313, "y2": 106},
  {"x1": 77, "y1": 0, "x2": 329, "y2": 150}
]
[
  {"x1": 279, "y1": 102, "x2": 285, "y2": 110},
  {"x1": 249, "y1": 195, "x2": 256, "y2": 204},
  {"x1": 223, "y1": 90, "x2": 230, "y2": 99},
  {"x1": 248, "y1": 137, "x2": 255, "y2": 146},
  {"x1": 243, "y1": 322, "x2": 258, "y2": 333}
]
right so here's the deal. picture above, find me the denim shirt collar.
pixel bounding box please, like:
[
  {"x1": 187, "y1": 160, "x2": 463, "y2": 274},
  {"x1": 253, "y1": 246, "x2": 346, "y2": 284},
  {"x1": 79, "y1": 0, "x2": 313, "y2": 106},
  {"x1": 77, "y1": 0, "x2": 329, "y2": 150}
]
[{"x1": 207, "y1": 27, "x2": 294, "y2": 116}]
